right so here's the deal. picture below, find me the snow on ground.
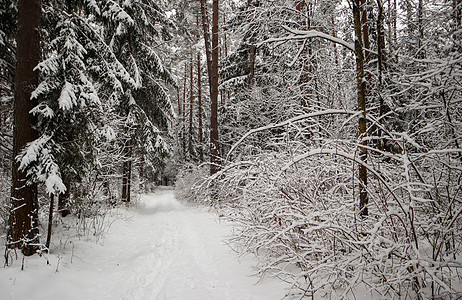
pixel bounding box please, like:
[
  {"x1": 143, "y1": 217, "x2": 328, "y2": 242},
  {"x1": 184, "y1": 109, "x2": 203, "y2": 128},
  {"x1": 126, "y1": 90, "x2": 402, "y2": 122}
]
[{"x1": 1, "y1": 187, "x2": 288, "y2": 300}]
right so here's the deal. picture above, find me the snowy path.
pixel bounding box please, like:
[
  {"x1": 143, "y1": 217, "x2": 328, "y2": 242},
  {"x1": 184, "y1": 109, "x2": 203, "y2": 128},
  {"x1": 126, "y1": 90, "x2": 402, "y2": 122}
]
[{"x1": 1, "y1": 188, "x2": 287, "y2": 300}]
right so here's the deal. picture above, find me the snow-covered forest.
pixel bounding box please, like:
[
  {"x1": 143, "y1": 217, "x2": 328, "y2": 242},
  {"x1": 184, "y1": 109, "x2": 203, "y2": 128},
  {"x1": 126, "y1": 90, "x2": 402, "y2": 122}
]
[{"x1": 1, "y1": 0, "x2": 461, "y2": 299}]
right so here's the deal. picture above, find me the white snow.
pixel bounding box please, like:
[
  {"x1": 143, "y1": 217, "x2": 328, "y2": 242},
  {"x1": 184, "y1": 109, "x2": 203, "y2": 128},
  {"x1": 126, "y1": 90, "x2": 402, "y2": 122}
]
[
  {"x1": 58, "y1": 81, "x2": 77, "y2": 110},
  {"x1": 0, "y1": 188, "x2": 288, "y2": 300}
]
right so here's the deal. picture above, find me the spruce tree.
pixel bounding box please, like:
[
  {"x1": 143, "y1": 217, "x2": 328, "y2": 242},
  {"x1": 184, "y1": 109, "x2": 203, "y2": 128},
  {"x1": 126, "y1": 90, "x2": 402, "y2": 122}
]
[{"x1": 8, "y1": 0, "x2": 41, "y2": 256}]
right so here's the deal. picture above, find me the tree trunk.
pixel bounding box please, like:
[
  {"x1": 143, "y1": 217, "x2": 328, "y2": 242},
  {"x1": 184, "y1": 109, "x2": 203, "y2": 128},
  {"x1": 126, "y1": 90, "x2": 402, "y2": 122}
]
[
  {"x1": 332, "y1": 15, "x2": 339, "y2": 67},
  {"x1": 248, "y1": 0, "x2": 256, "y2": 84},
  {"x1": 121, "y1": 141, "x2": 132, "y2": 202},
  {"x1": 360, "y1": 0, "x2": 370, "y2": 64},
  {"x1": 176, "y1": 87, "x2": 182, "y2": 157},
  {"x1": 377, "y1": 0, "x2": 385, "y2": 150},
  {"x1": 197, "y1": 53, "x2": 204, "y2": 162},
  {"x1": 393, "y1": 0, "x2": 398, "y2": 61},
  {"x1": 199, "y1": 0, "x2": 212, "y2": 88},
  {"x1": 200, "y1": 0, "x2": 220, "y2": 175},
  {"x1": 139, "y1": 155, "x2": 145, "y2": 191},
  {"x1": 417, "y1": 0, "x2": 425, "y2": 58},
  {"x1": 210, "y1": 0, "x2": 220, "y2": 175},
  {"x1": 353, "y1": 0, "x2": 368, "y2": 217},
  {"x1": 182, "y1": 63, "x2": 187, "y2": 158},
  {"x1": 189, "y1": 52, "x2": 194, "y2": 158},
  {"x1": 387, "y1": 0, "x2": 392, "y2": 57},
  {"x1": 45, "y1": 194, "x2": 54, "y2": 251},
  {"x1": 8, "y1": 0, "x2": 41, "y2": 256}
]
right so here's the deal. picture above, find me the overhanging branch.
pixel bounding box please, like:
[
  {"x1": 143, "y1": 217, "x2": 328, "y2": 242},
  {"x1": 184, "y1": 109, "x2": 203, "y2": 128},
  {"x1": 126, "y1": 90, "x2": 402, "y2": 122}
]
[{"x1": 258, "y1": 25, "x2": 355, "y2": 52}]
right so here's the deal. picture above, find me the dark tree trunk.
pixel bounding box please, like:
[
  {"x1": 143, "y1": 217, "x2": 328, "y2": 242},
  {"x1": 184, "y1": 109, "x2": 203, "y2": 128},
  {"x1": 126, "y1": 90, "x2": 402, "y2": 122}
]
[
  {"x1": 197, "y1": 53, "x2": 204, "y2": 162},
  {"x1": 209, "y1": 0, "x2": 220, "y2": 175},
  {"x1": 176, "y1": 87, "x2": 182, "y2": 157},
  {"x1": 189, "y1": 52, "x2": 194, "y2": 158},
  {"x1": 200, "y1": 0, "x2": 220, "y2": 175},
  {"x1": 360, "y1": 0, "x2": 370, "y2": 64},
  {"x1": 377, "y1": 0, "x2": 385, "y2": 150},
  {"x1": 182, "y1": 63, "x2": 187, "y2": 158},
  {"x1": 45, "y1": 194, "x2": 54, "y2": 251},
  {"x1": 8, "y1": 0, "x2": 41, "y2": 256},
  {"x1": 139, "y1": 155, "x2": 145, "y2": 192},
  {"x1": 248, "y1": 0, "x2": 256, "y2": 84},
  {"x1": 199, "y1": 0, "x2": 212, "y2": 88},
  {"x1": 353, "y1": 0, "x2": 368, "y2": 217},
  {"x1": 121, "y1": 141, "x2": 132, "y2": 202},
  {"x1": 417, "y1": 0, "x2": 425, "y2": 58},
  {"x1": 393, "y1": 0, "x2": 397, "y2": 61},
  {"x1": 332, "y1": 15, "x2": 339, "y2": 67}
]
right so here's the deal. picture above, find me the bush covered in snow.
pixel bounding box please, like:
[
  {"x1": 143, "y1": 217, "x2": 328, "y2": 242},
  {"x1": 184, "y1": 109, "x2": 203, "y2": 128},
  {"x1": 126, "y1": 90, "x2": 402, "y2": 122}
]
[
  {"x1": 174, "y1": 164, "x2": 210, "y2": 205},
  {"x1": 210, "y1": 139, "x2": 462, "y2": 299}
]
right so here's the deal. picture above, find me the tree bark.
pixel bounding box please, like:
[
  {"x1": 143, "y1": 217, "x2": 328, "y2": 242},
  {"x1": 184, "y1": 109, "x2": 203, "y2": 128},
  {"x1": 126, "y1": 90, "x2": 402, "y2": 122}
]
[
  {"x1": 210, "y1": 0, "x2": 220, "y2": 175},
  {"x1": 353, "y1": 0, "x2": 368, "y2": 217},
  {"x1": 248, "y1": 0, "x2": 256, "y2": 84},
  {"x1": 45, "y1": 194, "x2": 54, "y2": 251},
  {"x1": 8, "y1": 0, "x2": 41, "y2": 256},
  {"x1": 139, "y1": 154, "x2": 145, "y2": 191},
  {"x1": 387, "y1": 0, "x2": 392, "y2": 56},
  {"x1": 417, "y1": 0, "x2": 425, "y2": 58},
  {"x1": 197, "y1": 53, "x2": 204, "y2": 162},
  {"x1": 182, "y1": 63, "x2": 187, "y2": 158},
  {"x1": 189, "y1": 52, "x2": 194, "y2": 158},
  {"x1": 199, "y1": 0, "x2": 212, "y2": 89},
  {"x1": 176, "y1": 87, "x2": 182, "y2": 157},
  {"x1": 393, "y1": 0, "x2": 397, "y2": 61},
  {"x1": 332, "y1": 15, "x2": 339, "y2": 67},
  {"x1": 121, "y1": 141, "x2": 132, "y2": 202},
  {"x1": 360, "y1": 0, "x2": 370, "y2": 64},
  {"x1": 200, "y1": 0, "x2": 220, "y2": 175},
  {"x1": 196, "y1": 15, "x2": 204, "y2": 163},
  {"x1": 377, "y1": 0, "x2": 385, "y2": 150}
]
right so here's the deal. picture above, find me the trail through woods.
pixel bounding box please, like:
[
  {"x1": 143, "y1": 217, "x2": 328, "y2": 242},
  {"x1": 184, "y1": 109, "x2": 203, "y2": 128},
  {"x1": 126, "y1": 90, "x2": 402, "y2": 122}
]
[{"x1": 1, "y1": 188, "x2": 287, "y2": 300}]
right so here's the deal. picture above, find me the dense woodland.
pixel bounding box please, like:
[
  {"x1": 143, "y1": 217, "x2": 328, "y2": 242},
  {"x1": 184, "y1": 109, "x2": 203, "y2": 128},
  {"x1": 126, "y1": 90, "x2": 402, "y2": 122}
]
[{"x1": 1, "y1": 0, "x2": 461, "y2": 299}]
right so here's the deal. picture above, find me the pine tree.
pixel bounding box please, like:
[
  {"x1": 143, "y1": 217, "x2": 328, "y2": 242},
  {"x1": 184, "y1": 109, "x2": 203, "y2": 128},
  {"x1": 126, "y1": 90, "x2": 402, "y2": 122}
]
[
  {"x1": 96, "y1": 0, "x2": 174, "y2": 201},
  {"x1": 8, "y1": 0, "x2": 42, "y2": 256}
]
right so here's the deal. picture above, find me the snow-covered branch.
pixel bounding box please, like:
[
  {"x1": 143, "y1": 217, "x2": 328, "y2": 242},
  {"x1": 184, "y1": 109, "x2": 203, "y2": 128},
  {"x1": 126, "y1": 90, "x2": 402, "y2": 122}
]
[
  {"x1": 226, "y1": 109, "x2": 358, "y2": 161},
  {"x1": 258, "y1": 25, "x2": 355, "y2": 52}
]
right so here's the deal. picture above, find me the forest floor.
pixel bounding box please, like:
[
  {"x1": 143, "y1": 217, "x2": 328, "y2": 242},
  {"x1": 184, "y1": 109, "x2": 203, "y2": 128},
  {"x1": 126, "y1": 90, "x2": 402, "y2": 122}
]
[{"x1": 0, "y1": 187, "x2": 289, "y2": 300}]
